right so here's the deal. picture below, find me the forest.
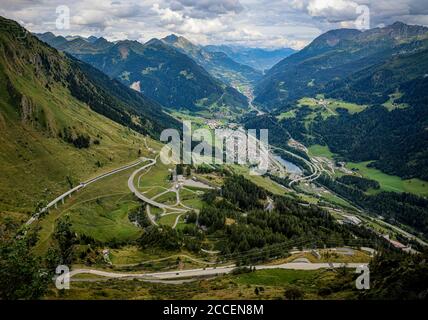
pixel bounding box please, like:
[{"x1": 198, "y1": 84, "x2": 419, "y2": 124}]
[
  {"x1": 198, "y1": 175, "x2": 391, "y2": 264},
  {"x1": 312, "y1": 105, "x2": 428, "y2": 180},
  {"x1": 318, "y1": 175, "x2": 428, "y2": 238}
]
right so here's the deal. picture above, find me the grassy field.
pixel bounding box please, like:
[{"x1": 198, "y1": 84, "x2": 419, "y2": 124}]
[
  {"x1": 231, "y1": 165, "x2": 286, "y2": 196},
  {"x1": 169, "y1": 110, "x2": 211, "y2": 130},
  {"x1": 308, "y1": 144, "x2": 334, "y2": 159},
  {"x1": 109, "y1": 246, "x2": 178, "y2": 265},
  {"x1": 382, "y1": 92, "x2": 409, "y2": 111},
  {"x1": 32, "y1": 163, "x2": 148, "y2": 254},
  {"x1": 346, "y1": 161, "x2": 428, "y2": 196},
  {"x1": 134, "y1": 160, "x2": 204, "y2": 211},
  {"x1": 158, "y1": 213, "x2": 181, "y2": 227},
  {"x1": 175, "y1": 216, "x2": 190, "y2": 230},
  {"x1": 297, "y1": 96, "x2": 366, "y2": 118},
  {"x1": 277, "y1": 109, "x2": 296, "y2": 120},
  {"x1": 308, "y1": 145, "x2": 428, "y2": 197},
  {"x1": 235, "y1": 269, "x2": 317, "y2": 286},
  {"x1": 137, "y1": 160, "x2": 173, "y2": 191},
  {"x1": 319, "y1": 191, "x2": 356, "y2": 209},
  {"x1": 68, "y1": 197, "x2": 142, "y2": 243},
  {"x1": 140, "y1": 186, "x2": 169, "y2": 199},
  {"x1": 154, "y1": 192, "x2": 177, "y2": 205},
  {"x1": 181, "y1": 197, "x2": 204, "y2": 210},
  {"x1": 326, "y1": 99, "x2": 367, "y2": 114}
]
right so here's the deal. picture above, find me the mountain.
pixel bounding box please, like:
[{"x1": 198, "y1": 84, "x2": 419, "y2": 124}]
[
  {"x1": 0, "y1": 16, "x2": 177, "y2": 213},
  {"x1": 325, "y1": 41, "x2": 428, "y2": 105},
  {"x1": 36, "y1": 32, "x2": 114, "y2": 54},
  {"x1": 249, "y1": 22, "x2": 428, "y2": 181},
  {"x1": 162, "y1": 34, "x2": 262, "y2": 86},
  {"x1": 37, "y1": 33, "x2": 248, "y2": 114},
  {"x1": 36, "y1": 32, "x2": 69, "y2": 48},
  {"x1": 204, "y1": 45, "x2": 296, "y2": 72},
  {"x1": 255, "y1": 22, "x2": 428, "y2": 109}
]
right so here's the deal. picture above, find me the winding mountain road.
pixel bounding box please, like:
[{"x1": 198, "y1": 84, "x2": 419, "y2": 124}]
[
  {"x1": 127, "y1": 157, "x2": 188, "y2": 213},
  {"x1": 270, "y1": 146, "x2": 322, "y2": 186},
  {"x1": 25, "y1": 157, "x2": 150, "y2": 226},
  {"x1": 60, "y1": 262, "x2": 368, "y2": 282}
]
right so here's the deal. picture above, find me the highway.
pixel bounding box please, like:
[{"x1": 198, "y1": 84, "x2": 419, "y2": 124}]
[
  {"x1": 270, "y1": 145, "x2": 322, "y2": 186},
  {"x1": 127, "y1": 157, "x2": 189, "y2": 213},
  {"x1": 60, "y1": 262, "x2": 368, "y2": 282},
  {"x1": 25, "y1": 157, "x2": 150, "y2": 226}
]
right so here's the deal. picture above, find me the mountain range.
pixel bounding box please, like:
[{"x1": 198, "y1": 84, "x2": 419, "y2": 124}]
[
  {"x1": 37, "y1": 32, "x2": 249, "y2": 114},
  {"x1": 161, "y1": 34, "x2": 263, "y2": 87},
  {"x1": 34, "y1": 22, "x2": 428, "y2": 181},
  {"x1": 248, "y1": 22, "x2": 428, "y2": 181},
  {"x1": 254, "y1": 22, "x2": 428, "y2": 109}
]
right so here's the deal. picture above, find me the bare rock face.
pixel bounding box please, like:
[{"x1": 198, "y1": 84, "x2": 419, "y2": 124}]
[{"x1": 20, "y1": 94, "x2": 34, "y2": 123}]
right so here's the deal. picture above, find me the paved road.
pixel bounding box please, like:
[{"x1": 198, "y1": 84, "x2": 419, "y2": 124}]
[
  {"x1": 270, "y1": 146, "x2": 321, "y2": 186},
  {"x1": 61, "y1": 262, "x2": 368, "y2": 282},
  {"x1": 172, "y1": 213, "x2": 184, "y2": 229},
  {"x1": 25, "y1": 158, "x2": 149, "y2": 226},
  {"x1": 127, "y1": 157, "x2": 188, "y2": 213}
]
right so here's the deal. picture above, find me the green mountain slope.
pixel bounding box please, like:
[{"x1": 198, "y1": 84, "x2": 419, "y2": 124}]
[
  {"x1": 325, "y1": 47, "x2": 428, "y2": 105},
  {"x1": 37, "y1": 33, "x2": 248, "y2": 114},
  {"x1": 162, "y1": 34, "x2": 262, "y2": 86},
  {"x1": 255, "y1": 22, "x2": 428, "y2": 109},
  {"x1": 247, "y1": 22, "x2": 428, "y2": 181},
  {"x1": 0, "y1": 16, "x2": 170, "y2": 214}
]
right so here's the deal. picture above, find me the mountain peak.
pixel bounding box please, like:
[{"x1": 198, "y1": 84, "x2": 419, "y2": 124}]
[
  {"x1": 391, "y1": 21, "x2": 407, "y2": 27},
  {"x1": 41, "y1": 31, "x2": 55, "y2": 38},
  {"x1": 162, "y1": 34, "x2": 194, "y2": 47},
  {"x1": 387, "y1": 20, "x2": 428, "y2": 33},
  {"x1": 362, "y1": 21, "x2": 428, "y2": 41},
  {"x1": 87, "y1": 35, "x2": 98, "y2": 43},
  {"x1": 163, "y1": 34, "x2": 179, "y2": 42},
  {"x1": 145, "y1": 38, "x2": 163, "y2": 46},
  {"x1": 94, "y1": 36, "x2": 109, "y2": 44},
  {"x1": 307, "y1": 28, "x2": 361, "y2": 51}
]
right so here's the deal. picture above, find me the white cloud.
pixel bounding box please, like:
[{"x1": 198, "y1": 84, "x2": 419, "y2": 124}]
[
  {"x1": 0, "y1": 0, "x2": 427, "y2": 49},
  {"x1": 152, "y1": 3, "x2": 227, "y2": 35},
  {"x1": 307, "y1": 0, "x2": 359, "y2": 22}
]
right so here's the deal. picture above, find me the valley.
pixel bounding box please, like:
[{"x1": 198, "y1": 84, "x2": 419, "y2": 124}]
[
  {"x1": 21, "y1": 108, "x2": 426, "y2": 300},
  {"x1": 1, "y1": 14, "x2": 428, "y2": 302}
]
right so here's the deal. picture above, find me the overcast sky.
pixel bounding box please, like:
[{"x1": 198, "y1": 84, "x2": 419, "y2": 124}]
[{"x1": 1, "y1": 0, "x2": 428, "y2": 49}]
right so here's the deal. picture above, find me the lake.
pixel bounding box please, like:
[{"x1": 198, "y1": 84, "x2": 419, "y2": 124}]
[{"x1": 274, "y1": 155, "x2": 303, "y2": 175}]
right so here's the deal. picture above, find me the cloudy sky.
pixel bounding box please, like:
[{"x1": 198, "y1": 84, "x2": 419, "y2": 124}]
[{"x1": 1, "y1": 0, "x2": 428, "y2": 49}]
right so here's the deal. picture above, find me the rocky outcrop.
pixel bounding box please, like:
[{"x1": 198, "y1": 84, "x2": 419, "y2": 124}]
[{"x1": 20, "y1": 94, "x2": 34, "y2": 123}]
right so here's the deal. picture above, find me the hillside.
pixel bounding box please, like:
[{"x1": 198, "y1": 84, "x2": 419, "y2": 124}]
[
  {"x1": 255, "y1": 22, "x2": 428, "y2": 109},
  {"x1": 37, "y1": 33, "x2": 249, "y2": 114},
  {"x1": 36, "y1": 33, "x2": 114, "y2": 53},
  {"x1": 247, "y1": 22, "x2": 428, "y2": 181},
  {"x1": 325, "y1": 47, "x2": 428, "y2": 105},
  {"x1": 0, "y1": 16, "x2": 172, "y2": 215},
  {"x1": 162, "y1": 34, "x2": 262, "y2": 86}
]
